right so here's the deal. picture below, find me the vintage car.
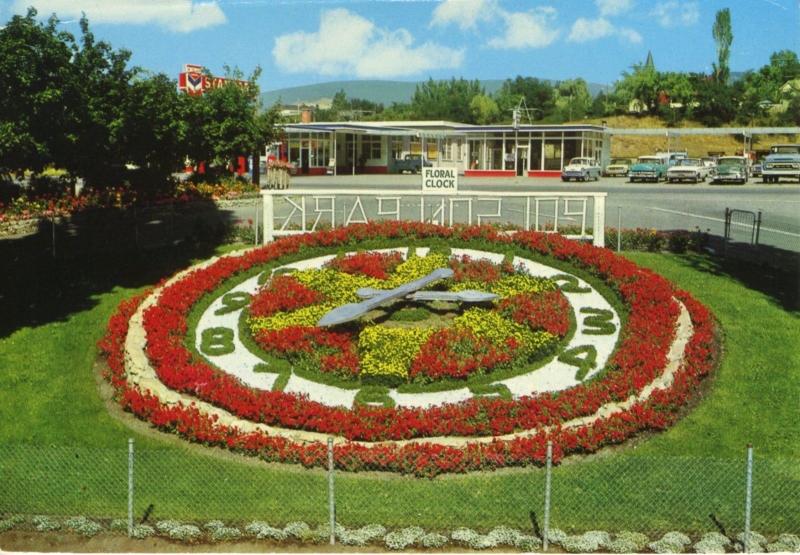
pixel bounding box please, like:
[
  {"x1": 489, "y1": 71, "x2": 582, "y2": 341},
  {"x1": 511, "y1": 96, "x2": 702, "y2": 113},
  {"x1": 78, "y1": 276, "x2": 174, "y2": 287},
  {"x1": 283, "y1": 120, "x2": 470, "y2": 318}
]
[
  {"x1": 394, "y1": 154, "x2": 432, "y2": 174},
  {"x1": 666, "y1": 158, "x2": 708, "y2": 183},
  {"x1": 761, "y1": 144, "x2": 800, "y2": 183},
  {"x1": 711, "y1": 156, "x2": 749, "y2": 184},
  {"x1": 751, "y1": 158, "x2": 764, "y2": 178},
  {"x1": 628, "y1": 156, "x2": 667, "y2": 182},
  {"x1": 561, "y1": 157, "x2": 601, "y2": 181},
  {"x1": 603, "y1": 158, "x2": 633, "y2": 177}
]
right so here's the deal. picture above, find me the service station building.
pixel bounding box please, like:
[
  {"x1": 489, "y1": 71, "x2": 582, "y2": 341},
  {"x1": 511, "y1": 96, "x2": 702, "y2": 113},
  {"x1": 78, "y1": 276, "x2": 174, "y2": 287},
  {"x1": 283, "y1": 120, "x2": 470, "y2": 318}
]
[{"x1": 278, "y1": 121, "x2": 610, "y2": 178}]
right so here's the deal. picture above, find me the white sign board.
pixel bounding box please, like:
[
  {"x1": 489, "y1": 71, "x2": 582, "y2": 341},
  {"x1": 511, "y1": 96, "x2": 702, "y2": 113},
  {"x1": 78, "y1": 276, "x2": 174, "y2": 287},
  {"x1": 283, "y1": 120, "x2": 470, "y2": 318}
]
[{"x1": 421, "y1": 166, "x2": 458, "y2": 195}]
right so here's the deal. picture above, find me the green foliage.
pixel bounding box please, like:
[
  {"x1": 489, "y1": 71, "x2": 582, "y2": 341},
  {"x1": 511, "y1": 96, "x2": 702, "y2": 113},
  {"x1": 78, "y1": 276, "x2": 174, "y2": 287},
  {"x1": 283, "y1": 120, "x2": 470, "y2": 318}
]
[
  {"x1": 554, "y1": 79, "x2": 592, "y2": 121},
  {"x1": 558, "y1": 345, "x2": 598, "y2": 381},
  {"x1": 0, "y1": 9, "x2": 80, "y2": 174},
  {"x1": 388, "y1": 307, "x2": 431, "y2": 322},
  {"x1": 469, "y1": 94, "x2": 500, "y2": 124},
  {"x1": 494, "y1": 76, "x2": 556, "y2": 121},
  {"x1": 411, "y1": 78, "x2": 484, "y2": 123},
  {"x1": 712, "y1": 8, "x2": 733, "y2": 85},
  {"x1": 467, "y1": 382, "x2": 512, "y2": 400},
  {"x1": 579, "y1": 308, "x2": 616, "y2": 335},
  {"x1": 353, "y1": 385, "x2": 395, "y2": 408},
  {"x1": 200, "y1": 327, "x2": 235, "y2": 356}
]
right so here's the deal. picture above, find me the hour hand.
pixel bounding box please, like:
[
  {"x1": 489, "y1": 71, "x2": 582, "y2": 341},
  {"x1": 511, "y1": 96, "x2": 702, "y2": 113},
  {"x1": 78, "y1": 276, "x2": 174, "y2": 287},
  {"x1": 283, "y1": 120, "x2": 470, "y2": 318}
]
[{"x1": 356, "y1": 288, "x2": 498, "y2": 303}]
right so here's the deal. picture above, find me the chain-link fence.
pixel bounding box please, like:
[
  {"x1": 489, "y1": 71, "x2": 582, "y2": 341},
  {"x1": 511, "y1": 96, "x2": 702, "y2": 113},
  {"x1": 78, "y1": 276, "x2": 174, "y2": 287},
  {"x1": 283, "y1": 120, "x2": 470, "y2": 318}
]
[{"x1": 1, "y1": 442, "x2": 798, "y2": 542}]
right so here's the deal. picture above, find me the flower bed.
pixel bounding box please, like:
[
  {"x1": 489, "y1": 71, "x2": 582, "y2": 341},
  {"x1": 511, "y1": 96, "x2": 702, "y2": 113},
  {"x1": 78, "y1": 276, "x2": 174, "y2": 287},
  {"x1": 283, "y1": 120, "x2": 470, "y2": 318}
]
[
  {"x1": 99, "y1": 222, "x2": 719, "y2": 476},
  {"x1": 246, "y1": 252, "x2": 567, "y2": 386}
]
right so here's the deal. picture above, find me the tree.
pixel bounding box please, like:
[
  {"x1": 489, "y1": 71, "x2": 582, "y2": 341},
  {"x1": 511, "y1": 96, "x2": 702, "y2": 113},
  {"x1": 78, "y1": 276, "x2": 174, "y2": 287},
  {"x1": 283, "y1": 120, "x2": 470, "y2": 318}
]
[
  {"x1": 120, "y1": 73, "x2": 187, "y2": 188},
  {"x1": 0, "y1": 9, "x2": 79, "y2": 174},
  {"x1": 554, "y1": 79, "x2": 592, "y2": 121},
  {"x1": 469, "y1": 94, "x2": 500, "y2": 124},
  {"x1": 657, "y1": 72, "x2": 695, "y2": 123},
  {"x1": 712, "y1": 8, "x2": 733, "y2": 84},
  {"x1": 691, "y1": 75, "x2": 736, "y2": 126},
  {"x1": 68, "y1": 15, "x2": 136, "y2": 185},
  {"x1": 411, "y1": 78, "x2": 483, "y2": 122},
  {"x1": 494, "y1": 76, "x2": 556, "y2": 121},
  {"x1": 615, "y1": 62, "x2": 660, "y2": 115}
]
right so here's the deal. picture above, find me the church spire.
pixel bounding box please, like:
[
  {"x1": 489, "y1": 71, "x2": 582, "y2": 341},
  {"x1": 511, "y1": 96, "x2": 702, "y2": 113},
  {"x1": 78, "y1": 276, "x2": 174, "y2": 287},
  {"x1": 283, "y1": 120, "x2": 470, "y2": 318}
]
[{"x1": 645, "y1": 50, "x2": 655, "y2": 69}]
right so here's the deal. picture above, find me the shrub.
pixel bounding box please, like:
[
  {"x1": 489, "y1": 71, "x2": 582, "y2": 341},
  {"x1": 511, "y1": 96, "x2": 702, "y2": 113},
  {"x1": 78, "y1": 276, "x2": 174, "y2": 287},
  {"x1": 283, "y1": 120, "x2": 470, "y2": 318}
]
[
  {"x1": 766, "y1": 534, "x2": 800, "y2": 553},
  {"x1": 649, "y1": 531, "x2": 692, "y2": 553},
  {"x1": 486, "y1": 525, "x2": 524, "y2": 546},
  {"x1": 167, "y1": 524, "x2": 202, "y2": 542},
  {"x1": 384, "y1": 526, "x2": 424, "y2": 550},
  {"x1": 64, "y1": 516, "x2": 103, "y2": 537},
  {"x1": 694, "y1": 538, "x2": 728, "y2": 553},
  {"x1": 283, "y1": 521, "x2": 311, "y2": 540},
  {"x1": 131, "y1": 524, "x2": 155, "y2": 540},
  {"x1": 244, "y1": 521, "x2": 286, "y2": 541},
  {"x1": 32, "y1": 515, "x2": 61, "y2": 532},
  {"x1": 210, "y1": 526, "x2": 242, "y2": 541},
  {"x1": 420, "y1": 532, "x2": 448, "y2": 548},
  {"x1": 109, "y1": 519, "x2": 128, "y2": 532},
  {"x1": 451, "y1": 527, "x2": 481, "y2": 544},
  {"x1": 155, "y1": 520, "x2": 182, "y2": 534},
  {"x1": 0, "y1": 515, "x2": 24, "y2": 533}
]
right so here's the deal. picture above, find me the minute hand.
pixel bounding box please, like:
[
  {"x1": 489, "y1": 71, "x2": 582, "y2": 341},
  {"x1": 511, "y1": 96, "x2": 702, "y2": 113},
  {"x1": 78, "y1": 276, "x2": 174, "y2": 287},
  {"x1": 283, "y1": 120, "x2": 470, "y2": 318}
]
[{"x1": 317, "y1": 267, "x2": 454, "y2": 327}]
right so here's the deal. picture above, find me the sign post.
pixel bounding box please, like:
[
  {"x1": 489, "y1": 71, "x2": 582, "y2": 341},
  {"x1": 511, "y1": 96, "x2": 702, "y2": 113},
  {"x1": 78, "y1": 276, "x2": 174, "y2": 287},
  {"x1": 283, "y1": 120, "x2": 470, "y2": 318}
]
[{"x1": 421, "y1": 166, "x2": 458, "y2": 195}]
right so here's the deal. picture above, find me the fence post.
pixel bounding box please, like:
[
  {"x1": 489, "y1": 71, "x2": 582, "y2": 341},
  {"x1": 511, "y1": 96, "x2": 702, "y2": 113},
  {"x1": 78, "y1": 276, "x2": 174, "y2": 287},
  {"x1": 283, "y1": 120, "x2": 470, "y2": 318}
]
[
  {"x1": 254, "y1": 197, "x2": 259, "y2": 245},
  {"x1": 327, "y1": 437, "x2": 335, "y2": 546},
  {"x1": 754, "y1": 210, "x2": 762, "y2": 246},
  {"x1": 261, "y1": 191, "x2": 274, "y2": 244},
  {"x1": 543, "y1": 440, "x2": 552, "y2": 551},
  {"x1": 592, "y1": 194, "x2": 606, "y2": 247},
  {"x1": 723, "y1": 207, "x2": 730, "y2": 257},
  {"x1": 744, "y1": 444, "x2": 753, "y2": 553},
  {"x1": 127, "y1": 438, "x2": 134, "y2": 537},
  {"x1": 617, "y1": 206, "x2": 622, "y2": 252}
]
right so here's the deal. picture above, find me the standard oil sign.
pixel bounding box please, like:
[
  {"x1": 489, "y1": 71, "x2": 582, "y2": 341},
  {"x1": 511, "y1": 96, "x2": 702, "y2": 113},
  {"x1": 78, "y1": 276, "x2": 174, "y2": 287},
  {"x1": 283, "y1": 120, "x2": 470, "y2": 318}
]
[{"x1": 421, "y1": 166, "x2": 458, "y2": 195}]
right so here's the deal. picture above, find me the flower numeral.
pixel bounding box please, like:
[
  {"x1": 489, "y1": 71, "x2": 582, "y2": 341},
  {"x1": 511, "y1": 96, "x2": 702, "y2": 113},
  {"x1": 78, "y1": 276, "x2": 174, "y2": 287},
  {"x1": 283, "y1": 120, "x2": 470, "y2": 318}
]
[
  {"x1": 214, "y1": 292, "x2": 251, "y2": 315},
  {"x1": 558, "y1": 345, "x2": 597, "y2": 381},
  {"x1": 552, "y1": 274, "x2": 591, "y2": 293},
  {"x1": 580, "y1": 307, "x2": 616, "y2": 335},
  {"x1": 200, "y1": 327, "x2": 235, "y2": 356},
  {"x1": 468, "y1": 383, "x2": 512, "y2": 400},
  {"x1": 354, "y1": 386, "x2": 396, "y2": 408}
]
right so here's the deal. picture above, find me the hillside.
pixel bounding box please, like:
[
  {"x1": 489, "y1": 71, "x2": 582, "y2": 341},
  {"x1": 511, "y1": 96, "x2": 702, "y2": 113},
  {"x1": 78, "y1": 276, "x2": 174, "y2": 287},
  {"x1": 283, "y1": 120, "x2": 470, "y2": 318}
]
[
  {"x1": 580, "y1": 116, "x2": 796, "y2": 157},
  {"x1": 262, "y1": 78, "x2": 608, "y2": 107}
]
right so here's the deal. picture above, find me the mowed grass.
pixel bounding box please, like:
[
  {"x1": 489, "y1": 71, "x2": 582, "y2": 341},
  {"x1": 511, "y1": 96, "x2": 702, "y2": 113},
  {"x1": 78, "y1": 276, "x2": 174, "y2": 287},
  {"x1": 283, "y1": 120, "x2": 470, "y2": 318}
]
[{"x1": 0, "y1": 246, "x2": 798, "y2": 534}]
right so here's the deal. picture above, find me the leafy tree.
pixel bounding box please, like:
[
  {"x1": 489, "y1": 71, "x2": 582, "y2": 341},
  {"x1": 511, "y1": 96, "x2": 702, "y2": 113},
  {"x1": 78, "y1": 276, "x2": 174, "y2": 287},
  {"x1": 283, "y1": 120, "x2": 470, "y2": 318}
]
[
  {"x1": 554, "y1": 79, "x2": 592, "y2": 121},
  {"x1": 614, "y1": 62, "x2": 660, "y2": 115},
  {"x1": 120, "y1": 73, "x2": 186, "y2": 187},
  {"x1": 469, "y1": 94, "x2": 500, "y2": 124},
  {"x1": 691, "y1": 75, "x2": 736, "y2": 126},
  {"x1": 68, "y1": 15, "x2": 137, "y2": 185},
  {"x1": 657, "y1": 72, "x2": 695, "y2": 123},
  {"x1": 0, "y1": 9, "x2": 79, "y2": 174},
  {"x1": 712, "y1": 8, "x2": 733, "y2": 85},
  {"x1": 411, "y1": 78, "x2": 483, "y2": 122},
  {"x1": 494, "y1": 76, "x2": 556, "y2": 121}
]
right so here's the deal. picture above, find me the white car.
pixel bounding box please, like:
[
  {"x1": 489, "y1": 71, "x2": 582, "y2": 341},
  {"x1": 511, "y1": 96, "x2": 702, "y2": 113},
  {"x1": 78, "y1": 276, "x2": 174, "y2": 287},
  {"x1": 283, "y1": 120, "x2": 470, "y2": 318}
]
[
  {"x1": 666, "y1": 158, "x2": 708, "y2": 183},
  {"x1": 561, "y1": 157, "x2": 601, "y2": 182}
]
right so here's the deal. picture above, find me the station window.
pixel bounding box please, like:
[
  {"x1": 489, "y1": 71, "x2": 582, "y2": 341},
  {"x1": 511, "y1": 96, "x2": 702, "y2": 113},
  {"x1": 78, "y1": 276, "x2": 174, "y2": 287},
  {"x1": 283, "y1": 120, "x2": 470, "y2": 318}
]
[
  {"x1": 391, "y1": 138, "x2": 404, "y2": 160},
  {"x1": 362, "y1": 136, "x2": 382, "y2": 160},
  {"x1": 544, "y1": 138, "x2": 562, "y2": 171}
]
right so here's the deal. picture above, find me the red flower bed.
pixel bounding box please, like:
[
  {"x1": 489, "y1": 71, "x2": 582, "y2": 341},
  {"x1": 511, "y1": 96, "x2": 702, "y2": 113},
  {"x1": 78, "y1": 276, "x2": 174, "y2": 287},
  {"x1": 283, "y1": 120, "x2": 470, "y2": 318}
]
[
  {"x1": 325, "y1": 250, "x2": 403, "y2": 279},
  {"x1": 250, "y1": 275, "x2": 323, "y2": 318},
  {"x1": 99, "y1": 222, "x2": 719, "y2": 476},
  {"x1": 410, "y1": 328, "x2": 516, "y2": 382},
  {"x1": 499, "y1": 291, "x2": 571, "y2": 337}
]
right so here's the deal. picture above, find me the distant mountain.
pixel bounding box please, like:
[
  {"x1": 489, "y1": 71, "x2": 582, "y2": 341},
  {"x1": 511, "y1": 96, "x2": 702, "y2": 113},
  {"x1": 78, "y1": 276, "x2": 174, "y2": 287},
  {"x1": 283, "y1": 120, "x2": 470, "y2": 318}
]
[{"x1": 261, "y1": 79, "x2": 610, "y2": 108}]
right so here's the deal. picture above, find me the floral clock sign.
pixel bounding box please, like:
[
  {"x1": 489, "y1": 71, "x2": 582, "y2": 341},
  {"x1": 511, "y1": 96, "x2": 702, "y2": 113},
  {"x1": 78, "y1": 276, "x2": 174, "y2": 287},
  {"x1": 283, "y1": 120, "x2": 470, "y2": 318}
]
[{"x1": 100, "y1": 222, "x2": 718, "y2": 476}]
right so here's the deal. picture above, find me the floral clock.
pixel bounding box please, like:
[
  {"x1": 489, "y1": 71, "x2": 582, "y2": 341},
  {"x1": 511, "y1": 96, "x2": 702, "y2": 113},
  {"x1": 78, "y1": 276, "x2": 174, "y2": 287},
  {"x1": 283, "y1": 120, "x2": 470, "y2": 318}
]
[{"x1": 100, "y1": 222, "x2": 718, "y2": 476}]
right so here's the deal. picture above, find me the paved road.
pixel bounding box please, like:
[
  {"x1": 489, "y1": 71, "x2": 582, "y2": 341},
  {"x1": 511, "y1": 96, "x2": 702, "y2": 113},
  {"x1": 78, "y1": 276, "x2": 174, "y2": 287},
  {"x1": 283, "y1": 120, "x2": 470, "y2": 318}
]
[{"x1": 241, "y1": 174, "x2": 800, "y2": 252}]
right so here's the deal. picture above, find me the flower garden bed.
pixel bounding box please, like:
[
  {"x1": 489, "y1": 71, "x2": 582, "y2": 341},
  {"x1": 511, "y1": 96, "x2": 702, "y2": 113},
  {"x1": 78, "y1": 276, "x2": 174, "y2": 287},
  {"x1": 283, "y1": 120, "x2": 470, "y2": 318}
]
[{"x1": 99, "y1": 222, "x2": 719, "y2": 477}]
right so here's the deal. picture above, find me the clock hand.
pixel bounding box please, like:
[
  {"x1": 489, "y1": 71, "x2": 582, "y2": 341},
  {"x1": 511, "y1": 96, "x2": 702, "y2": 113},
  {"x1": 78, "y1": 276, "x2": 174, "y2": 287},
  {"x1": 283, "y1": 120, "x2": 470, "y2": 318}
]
[
  {"x1": 356, "y1": 287, "x2": 498, "y2": 303},
  {"x1": 317, "y1": 268, "x2": 454, "y2": 327}
]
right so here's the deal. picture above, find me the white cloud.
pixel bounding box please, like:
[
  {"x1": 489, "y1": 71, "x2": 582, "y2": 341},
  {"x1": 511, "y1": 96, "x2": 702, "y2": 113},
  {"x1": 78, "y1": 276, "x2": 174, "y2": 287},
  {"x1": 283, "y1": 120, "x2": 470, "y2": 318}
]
[
  {"x1": 431, "y1": 0, "x2": 498, "y2": 31},
  {"x1": 12, "y1": 0, "x2": 226, "y2": 32},
  {"x1": 617, "y1": 27, "x2": 643, "y2": 43},
  {"x1": 568, "y1": 17, "x2": 615, "y2": 42},
  {"x1": 487, "y1": 7, "x2": 560, "y2": 49},
  {"x1": 596, "y1": 0, "x2": 635, "y2": 16},
  {"x1": 568, "y1": 17, "x2": 642, "y2": 44},
  {"x1": 650, "y1": 1, "x2": 700, "y2": 27},
  {"x1": 273, "y1": 9, "x2": 464, "y2": 78}
]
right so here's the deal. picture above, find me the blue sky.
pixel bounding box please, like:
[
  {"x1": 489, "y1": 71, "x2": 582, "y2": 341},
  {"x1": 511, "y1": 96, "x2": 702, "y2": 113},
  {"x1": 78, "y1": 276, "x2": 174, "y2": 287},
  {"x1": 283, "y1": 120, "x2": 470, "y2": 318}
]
[{"x1": 2, "y1": 0, "x2": 798, "y2": 92}]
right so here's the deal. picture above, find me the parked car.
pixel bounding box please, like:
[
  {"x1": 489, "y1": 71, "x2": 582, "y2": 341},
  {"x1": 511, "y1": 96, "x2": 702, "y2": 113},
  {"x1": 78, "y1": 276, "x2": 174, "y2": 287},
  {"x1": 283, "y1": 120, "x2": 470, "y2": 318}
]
[
  {"x1": 657, "y1": 151, "x2": 689, "y2": 167},
  {"x1": 561, "y1": 157, "x2": 601, "y2": 182},
  {"x1": 761, "y1": 144, "x2": 800, "y2": 183},
  {"x1": 700, "y1": 157, "x2": 718, "y2": 171},
  {"x1": 751, "y1": 158, "x2": 764, "y2": 178},
  {"x1": 603, "y1": 158, "x2": 633, "y2": 177},
  {"x1": 394, "y1": 154, "x2": 432, "y2": 174},
  {"x1": 628, "y1": 156, "x2": 667, "y2": 182},
  {"x1": 666, "y1": 158, "x2": 708, "y2": 183},
  {"x1": 711, "y1": 156, "x2": 749, "y2": 184}
]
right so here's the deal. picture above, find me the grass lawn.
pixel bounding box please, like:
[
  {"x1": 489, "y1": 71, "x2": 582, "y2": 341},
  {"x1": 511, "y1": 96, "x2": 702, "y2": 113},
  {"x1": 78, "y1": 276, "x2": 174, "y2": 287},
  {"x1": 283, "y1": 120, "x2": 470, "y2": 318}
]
[{"x1": 0, "y1": 245, "x2": 798, "y2": 535}]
